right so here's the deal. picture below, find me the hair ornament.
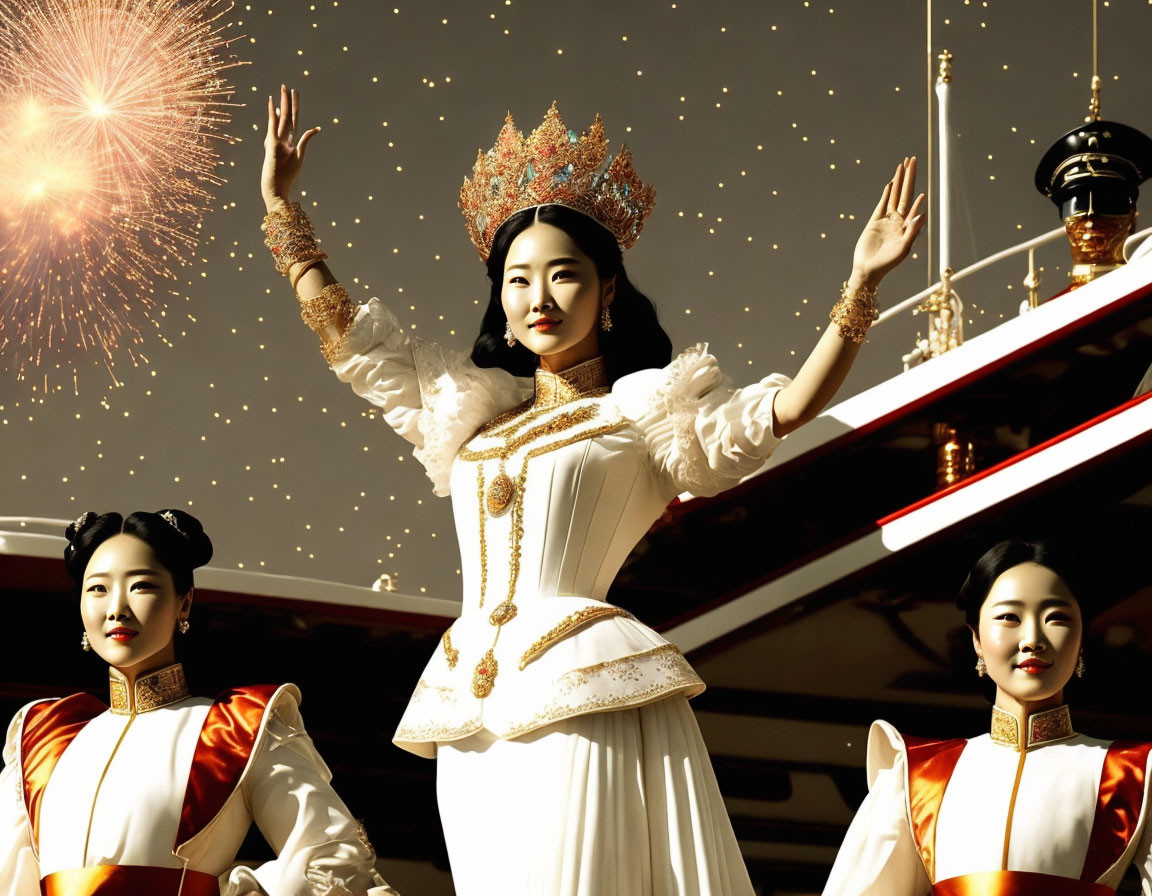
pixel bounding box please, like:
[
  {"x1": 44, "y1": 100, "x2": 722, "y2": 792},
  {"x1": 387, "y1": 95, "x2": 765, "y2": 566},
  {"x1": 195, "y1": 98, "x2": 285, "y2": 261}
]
[
  {"x1": 460, "y1": 103, "x2": 656, "y2": 261},
  {"x1": 159, "y1": 510, "x2": 188, "y2": 539},
  {"x1": 71, "y1": 511, "x2": 92, "y2": 535}
]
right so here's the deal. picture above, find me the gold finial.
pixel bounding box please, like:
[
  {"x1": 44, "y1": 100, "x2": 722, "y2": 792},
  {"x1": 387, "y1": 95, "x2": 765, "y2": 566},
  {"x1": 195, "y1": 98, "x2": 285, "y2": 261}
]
[
  {"x1": 937, "y1": 49, "x2": 953, "y2": 84},
  {"x1": 1087, "y1": 74, "x2": 1102, "y2": 123},
  {"x1": 1086, "y1": 0, "x2": 1100, "y2": 122}
]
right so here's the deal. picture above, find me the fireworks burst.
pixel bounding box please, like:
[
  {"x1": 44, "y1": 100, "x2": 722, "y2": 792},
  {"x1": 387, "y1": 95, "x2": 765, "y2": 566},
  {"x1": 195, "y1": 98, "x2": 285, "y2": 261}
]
[{"x1": 0, "y1": 0, "x2": 241, "y2": 393}]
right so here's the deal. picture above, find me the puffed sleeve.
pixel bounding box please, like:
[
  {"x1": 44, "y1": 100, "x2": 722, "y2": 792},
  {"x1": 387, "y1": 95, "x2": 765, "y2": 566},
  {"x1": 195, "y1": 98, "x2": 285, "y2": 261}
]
[
  {"x1": 1135, "y1": 756, "x2": 1152, "y2": 895},
  {"x1": 822, "y1": 721, "x2": 931, "y2": 896},
  {"x1": 613, "y1": 344, "x2": 792, "y2": 497},
  {"x1": 330, "y1": 298, "x2": 528, "y2": 496},
  {"x1": 220, "y1": 704, "x2": 399, "y2": 896},
  {"x1": 0, "y1": 706, "x2": 41, "y2": 896}
]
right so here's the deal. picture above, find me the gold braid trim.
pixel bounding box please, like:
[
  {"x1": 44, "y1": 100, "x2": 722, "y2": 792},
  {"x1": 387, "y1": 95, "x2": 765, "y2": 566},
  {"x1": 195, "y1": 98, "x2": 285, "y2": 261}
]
[
  {"x1": 829, "y1": 281, "x2": 879, "y2": 344},
  {"x1": 458, "y1": 405, "x2": 600, "y2": 462},
  {"x1": 519, "y1": 606, "x2": 634, "y2": 670},
  {"x1": 441, "y1": 630, "x2": 459, "y2": 669}
]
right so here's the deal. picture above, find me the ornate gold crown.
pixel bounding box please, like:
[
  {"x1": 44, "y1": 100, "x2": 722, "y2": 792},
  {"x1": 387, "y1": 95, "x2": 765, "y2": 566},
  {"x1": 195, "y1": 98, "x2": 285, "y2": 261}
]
[{"x1": 460, "y1": 104, "x2": 656, "y2": 261}]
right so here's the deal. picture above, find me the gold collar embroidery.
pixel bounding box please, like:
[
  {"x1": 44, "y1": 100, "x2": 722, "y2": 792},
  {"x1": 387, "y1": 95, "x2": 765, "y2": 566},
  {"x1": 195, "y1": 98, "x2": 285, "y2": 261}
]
[
  {"x1": 533, "y1": 356, "x2": 609, "y2": 409},
  {"x1": 990, "y1": 704, "x2": 1075, "y2": 751},
  {"x1": 109, "y1": 663, "x2": 190, "y2": 715}
]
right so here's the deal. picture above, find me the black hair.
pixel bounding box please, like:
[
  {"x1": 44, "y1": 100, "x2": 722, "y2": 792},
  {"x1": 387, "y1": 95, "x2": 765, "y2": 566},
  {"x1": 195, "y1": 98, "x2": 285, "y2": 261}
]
[
  {"x1": 470, "y1": 204, "x2": 673, "y2": 383},
  {"x1": 64, "y1": 509, "x2": 213, "y2": 597},
  {"x1": 957, "y1": 538, "x2": 1086, "y2": 630}
]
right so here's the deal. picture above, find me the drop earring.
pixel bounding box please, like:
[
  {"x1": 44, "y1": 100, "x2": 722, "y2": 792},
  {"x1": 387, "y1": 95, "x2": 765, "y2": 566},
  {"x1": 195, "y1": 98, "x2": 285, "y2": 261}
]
[
  {"x1": 975, "y1": 656, "x2": 987, "y2": 677},
  {"x1": 81, "y1": 632, "x2": 91, "y2": 652},
  {"x1": 1075, "y1": 654, "x2": 1085, "y2": 678},
  {"x1": 504, "y1": 322, "x2": 516, "y2": 347},
  {"x1": 177, "y1": 619, "x2": 190, "y2": 635},
  {"x1": 600, "y1": 306, "x2": 613, "y2": 332}
]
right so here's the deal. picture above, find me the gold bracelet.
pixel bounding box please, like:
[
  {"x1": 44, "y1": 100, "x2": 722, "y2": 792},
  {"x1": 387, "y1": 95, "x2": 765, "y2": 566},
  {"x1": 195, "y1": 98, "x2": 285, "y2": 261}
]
[
  {"x1": 263, "y1": 201, "x2": 325, "y2": 276},
  {"x1": 829, "y1": 281, "x2": 879, "y2": 344},
  {"x1": 300, "y1": 283, "x2": 358, "y2": 366},
  {"x1": 300, "y1": 282, "x2": 356, "y2": 331}
]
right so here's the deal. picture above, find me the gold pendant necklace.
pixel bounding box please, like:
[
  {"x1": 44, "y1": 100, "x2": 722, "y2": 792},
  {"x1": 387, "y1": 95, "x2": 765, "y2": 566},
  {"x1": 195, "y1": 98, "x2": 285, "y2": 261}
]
[
  {"x1": 453, "y1": 356, "x2": 625, "y2": 699},
  {"x1": 486, "y1": 469, "x2": 515, "y2": 516}
]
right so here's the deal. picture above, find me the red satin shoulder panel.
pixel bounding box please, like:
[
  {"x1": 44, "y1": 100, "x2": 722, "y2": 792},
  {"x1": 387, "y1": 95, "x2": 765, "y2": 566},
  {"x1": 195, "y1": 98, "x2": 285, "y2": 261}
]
[
  {"x1": 176, "y1": 684, "x2": 280, "y2": 848},
  {"x1": 934, "y1": 870, "x2": 1113, "y2": 896},
  {"x1": 904, "y1": 734, "x2": 968, "y2": 883},
  {"x1": 41, "y1": 864, "x2": 219, "y2": 896},
  {"x1": 20, "y1": 694, "x2": 106, "y2": 849},
  {"x1": 1080, "y1": 739, "x2": 1152, "y2": 882}
]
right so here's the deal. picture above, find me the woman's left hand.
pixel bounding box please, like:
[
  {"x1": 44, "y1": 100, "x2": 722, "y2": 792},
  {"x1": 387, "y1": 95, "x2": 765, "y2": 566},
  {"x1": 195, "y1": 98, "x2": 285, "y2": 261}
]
[{"x1": 851, "y1": 157, "x2": 925, "y2": 286}]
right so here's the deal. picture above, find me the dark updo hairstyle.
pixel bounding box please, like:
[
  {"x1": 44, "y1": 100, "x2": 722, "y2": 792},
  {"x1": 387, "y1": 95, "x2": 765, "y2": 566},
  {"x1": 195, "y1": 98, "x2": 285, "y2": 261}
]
[
  {"x1": 64, "y1": 509, "x2": 213, "y2": 597},
  {"x1": 957, "y1": 538, "x2": 1086, "y2": 630},
  {"x1": 470, "y1": 204, "x2": 673, "y2": 383}
]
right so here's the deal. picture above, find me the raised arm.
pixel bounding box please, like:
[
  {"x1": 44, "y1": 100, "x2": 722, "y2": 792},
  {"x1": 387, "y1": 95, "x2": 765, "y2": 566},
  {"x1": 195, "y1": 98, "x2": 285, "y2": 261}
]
[
  {"x1": 256, "y1": 86, "x2": 527, "y2": 495},
  {"x1": 771, "y1": 157, "x2": 925, "y2": 436},
  {"x1": 261, "y1": 85, "x2": 349, "y2": 357}
]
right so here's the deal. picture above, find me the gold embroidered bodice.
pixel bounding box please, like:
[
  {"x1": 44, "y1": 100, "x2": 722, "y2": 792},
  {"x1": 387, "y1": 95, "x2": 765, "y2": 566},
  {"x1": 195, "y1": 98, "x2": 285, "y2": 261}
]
[
  {"x1": 452, "y1": 357, "x2": 633, "y2": 696},
  {"x1": 108, "y1": 663, "x2": 191, "y2": 715}
]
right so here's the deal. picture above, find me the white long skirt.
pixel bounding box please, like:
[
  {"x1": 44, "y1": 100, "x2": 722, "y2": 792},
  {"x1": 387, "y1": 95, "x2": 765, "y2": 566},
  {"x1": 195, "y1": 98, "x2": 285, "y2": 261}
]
[{"x1": 436, "y1": 695, "x2": 754, "y2": 896}]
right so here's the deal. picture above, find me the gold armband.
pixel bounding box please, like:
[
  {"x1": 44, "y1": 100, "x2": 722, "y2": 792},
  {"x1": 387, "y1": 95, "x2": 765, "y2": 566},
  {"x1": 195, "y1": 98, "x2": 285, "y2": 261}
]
[
  {"x1": 263, "y1": 201, "x2": 328, "y2": 277},
  {"x1": 829, "y1": 281, "x2": 879, "y2": 344},
  {"x1": 300, "y1": 284, "x2": 357, "y2": 365}
]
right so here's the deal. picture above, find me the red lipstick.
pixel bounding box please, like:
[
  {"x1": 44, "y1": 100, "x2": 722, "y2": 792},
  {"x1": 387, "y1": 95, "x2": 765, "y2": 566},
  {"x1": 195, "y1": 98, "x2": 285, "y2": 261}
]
[
  {"x1": 530, "y1": 317, "x2": 560, "y2": 332},
  {"x1": 107, "y1": 627, "x2": 139, "y2": 642},
  {"x1": 1016, "y1": 658, "x2": 1051, "y2": 675}
]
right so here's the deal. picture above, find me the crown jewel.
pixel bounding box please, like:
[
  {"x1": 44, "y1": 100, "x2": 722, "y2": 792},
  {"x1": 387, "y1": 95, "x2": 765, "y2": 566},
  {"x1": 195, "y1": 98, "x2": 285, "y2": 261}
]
[{"x1": 460, "y1": 103, "x2": 656, "y2": 260}]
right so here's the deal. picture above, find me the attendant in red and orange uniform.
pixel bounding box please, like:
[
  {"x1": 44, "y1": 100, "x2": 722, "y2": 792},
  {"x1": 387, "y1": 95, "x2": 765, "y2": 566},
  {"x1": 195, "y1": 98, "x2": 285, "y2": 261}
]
[
  {"x1": 823, "y1": 539, "x2": 1152, "y2": 895},
  {"x1": 0, "y1": 510, "x2": 397, "y2": 896}
]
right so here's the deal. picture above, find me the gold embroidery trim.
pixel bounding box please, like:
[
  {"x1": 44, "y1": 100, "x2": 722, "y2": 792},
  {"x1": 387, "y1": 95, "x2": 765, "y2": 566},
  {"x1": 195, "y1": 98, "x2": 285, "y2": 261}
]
[
  {"x1": 501, "y1": 649, "x2": 701, "y2": 741},
  {"x1": 1028, "y1": 704, "x2": 1075, "y2": 746},
  {"x1": 476, "y1": 465, "x2": 489, "y2": 606},
  {"x1": 472, "y1": 356, "x2": 608, "y2": 439},
  {"x1": 466, "y1": 415, "x2": 631, "y2": 697},
  {"x1": 396, "y1": 644, "x2": 701, "y2": 745},
  {"x1": 441, "y1": 631, "x2": 459, "y2": 669},
  {"x1": 459, "y1": 405, "x2": 601, "y2": 462},
  {"x1": 989, "y1": 704, "x2": 1074, "y2": 750},
  {"x1": 452, "y1": 355, "x2": 623, "y2": 699},
  {"x1": 569, "y1": 642, "x2": 682, "y2": 677},
  {"x1": 109, "y1": 663, "x2": 190, "y2": 715},
  {"x1": 990, "y1": 706, "x2": 1018, "y2": 748},
  {"x1": 519, "y1": 607, "x2": 634, "y2": 670},
  {"x1": 533, "y1": 357, "x2": 609, "y2": 407}
]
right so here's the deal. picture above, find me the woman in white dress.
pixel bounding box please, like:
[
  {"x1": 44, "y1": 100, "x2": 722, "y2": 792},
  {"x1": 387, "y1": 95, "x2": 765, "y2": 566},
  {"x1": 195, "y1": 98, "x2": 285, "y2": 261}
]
[
  {"x1": 823, "y1": 539, "x2": 1152, "y2": 896},
  {"x1": 0, "y1": 509, "x2": 398, "y2": 896},
  {"x1": 259, "y1": 86, "x2": 924, "y2": 894}
]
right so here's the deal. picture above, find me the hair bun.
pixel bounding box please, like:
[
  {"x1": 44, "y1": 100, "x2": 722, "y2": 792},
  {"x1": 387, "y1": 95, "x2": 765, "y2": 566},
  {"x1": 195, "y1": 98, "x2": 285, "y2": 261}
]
[
  {"x1": 154, "y1": 509, "x2": 214, "y2": 569},
  {"x1": 62, "y1": 512, "x2": 124, "y2": 581},
  {"x1": 65, "y1": 511, "x2": 96, "y2": 544}
]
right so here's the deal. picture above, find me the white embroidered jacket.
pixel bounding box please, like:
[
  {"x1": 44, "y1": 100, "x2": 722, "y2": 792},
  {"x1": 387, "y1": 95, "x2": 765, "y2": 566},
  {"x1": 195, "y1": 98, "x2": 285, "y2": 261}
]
[
  {"x1": 333, "y1": 300, "x2": 790, "y2": 757},
  {"x1": 0, "y1": 669, "x2": 396, "y2": 896},
  {"x1": 823, "y1": 709, "x2": 1152, "y2": 896}
]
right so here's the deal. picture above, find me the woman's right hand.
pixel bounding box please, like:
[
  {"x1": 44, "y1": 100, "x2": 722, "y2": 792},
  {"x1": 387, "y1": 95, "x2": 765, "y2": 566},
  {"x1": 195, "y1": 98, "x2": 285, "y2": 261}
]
[{"x1": 261, "y1": 85, "x2": 321, "y2": 211}]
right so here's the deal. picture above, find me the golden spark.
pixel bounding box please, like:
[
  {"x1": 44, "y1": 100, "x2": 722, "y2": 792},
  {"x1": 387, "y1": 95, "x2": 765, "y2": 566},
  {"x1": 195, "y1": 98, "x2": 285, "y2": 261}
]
[{"x1": 0, "y1": 0, "x2": 242, "y2": 393}]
